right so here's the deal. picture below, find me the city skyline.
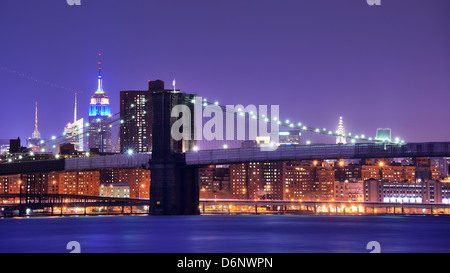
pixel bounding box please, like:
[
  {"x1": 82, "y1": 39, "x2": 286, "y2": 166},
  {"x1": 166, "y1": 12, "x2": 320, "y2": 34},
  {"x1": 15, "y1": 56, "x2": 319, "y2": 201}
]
[
  {"x1": 0, "y1": 0, "x2": 449, "y2": 145},
  {"x1": 2, "y1": 0, "x2": 450, "y2": 256}
]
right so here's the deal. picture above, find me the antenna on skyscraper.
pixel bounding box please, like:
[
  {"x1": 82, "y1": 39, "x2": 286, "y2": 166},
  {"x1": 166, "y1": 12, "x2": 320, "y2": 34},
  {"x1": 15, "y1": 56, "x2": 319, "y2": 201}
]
[
  {"x1": 98, "y1": 53, "x2": 102, "y2": 76},
  {"x1": 32, "y1": 101, "x2": 41, "y2": 139},
  {"x1": 74, "y1": 92, "x2": 78, "y2": 123},
  {"x1": 96, "y1": 53, "x2": 104, "y2": 93}
]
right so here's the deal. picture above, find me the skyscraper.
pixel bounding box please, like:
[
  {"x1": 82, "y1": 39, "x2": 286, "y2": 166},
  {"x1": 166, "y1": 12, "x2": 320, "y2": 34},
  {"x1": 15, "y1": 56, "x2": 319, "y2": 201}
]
[
  {"x1": 88, "y1": 54, "x2": 112, "y2": 153},
  {"x1": 120, "y1": 89, "x2": 151, "y2": 153},
  {"x1": 278, "y1": 130, "x2": 301, "y2": 146},
  {"x1": 375, "y1": 128, "x2": 391, "y2": 142},
  {"x1": 336, "y1": 116, "x2": 346, "y2": 144},
  {"x1": 120, "y1": 79, "x2": 196, "y2": 154},
  {"x1": 27, "y1": 101, "x2": 45, "y2": 152},
  {"x1": 64, "y1": 92, "x2": 84, "y2": 151}
]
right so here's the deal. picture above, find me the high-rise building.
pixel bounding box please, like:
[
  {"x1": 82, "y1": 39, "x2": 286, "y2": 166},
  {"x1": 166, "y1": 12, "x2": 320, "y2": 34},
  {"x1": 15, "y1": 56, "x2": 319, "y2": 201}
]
[
  {"x1": 27, "y1": 101, "x2": 45, "y2": 152},
  {"x1": 120, "y1": 89, "x2": 151, "y2": 153},
  {"x1": 375, "y1": 128, "x2": 391, "y2": 142},
  {"x1": 120, "y1": 79, "x2": 196, "y2": 154},
  {"x1": 279, "y1": 130, "x2": 301, "y2": 145},
  {"x1": 88, "y1": 54, "x2": 112, "y2": 153},
  {"x1": 283, "y1": 162, "x2": 315, "y2": 200},
  {"x1": 0, "y1": 139, "x2": 9, "y2": 154},
  {"x1": 336, "y1": 116, "x2": 346, "y2": 144},
  {"x1": 64, "y1": 93, "x2": 84, "y2": 151},
  {"x1": 230, "y1": 161, "x2": 284, "y2": 200},
  {"x1": 313, "y1": 164, "x2": 335, "y2": 200}
]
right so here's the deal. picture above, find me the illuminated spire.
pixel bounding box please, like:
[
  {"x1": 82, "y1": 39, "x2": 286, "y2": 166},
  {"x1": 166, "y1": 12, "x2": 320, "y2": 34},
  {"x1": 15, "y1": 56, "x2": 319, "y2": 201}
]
[
  {"x1": 336, "y1": 116, "x2": 346, "y2": 144},
  {"x1": 32, "y1": 101, "x2": 41, "y2": 139},
  {"x1": 96, "y1": 53, "x2": 104, "y2": 93},
  {"x1": 74, "y1": 92, "x2": 77, "y2": 123}
]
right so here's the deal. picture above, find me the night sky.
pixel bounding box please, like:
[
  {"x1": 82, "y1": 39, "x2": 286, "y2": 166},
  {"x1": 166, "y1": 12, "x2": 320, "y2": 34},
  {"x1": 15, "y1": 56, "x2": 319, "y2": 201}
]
[{"x1": 0, "y1": 0, "x2": 449, "y2": 145}]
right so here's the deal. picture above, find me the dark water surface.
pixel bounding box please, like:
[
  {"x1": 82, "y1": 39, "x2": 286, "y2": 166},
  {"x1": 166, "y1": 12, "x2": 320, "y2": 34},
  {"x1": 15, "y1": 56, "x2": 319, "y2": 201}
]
[{"x1": 1, "y1": 215, "x2": 449, "y2": 253}]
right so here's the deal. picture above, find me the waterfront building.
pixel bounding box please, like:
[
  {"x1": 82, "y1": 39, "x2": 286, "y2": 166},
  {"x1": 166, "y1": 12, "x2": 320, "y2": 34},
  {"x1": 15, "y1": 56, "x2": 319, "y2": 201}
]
[
  {"x1": 0, "y1": 175, "x2": 21, "y2": 194},
  {"x1": 333, "y1": 161, "x2": 362, "y2": 182},
  {"x1": 100, "y1": 183, "x2": 130, "y2": 198},
  {"x1": 199, "y1": 165, "x2": 230, "y2": 198},
  {"x1": 312, "y1": 164, "x2": 335, "y2": 200},
  {"x1": 364, "y1": 178, "x2": 442, "y2": 203},
  {"x1": 283, "y1": 162, "x2": 315, "y2": 200},
  {"x1": 333, "y1": 180, "x2": 364, "y2": 201},
  {"x1": 230, "y1": 161, "x2": 284, "y2": 200},
  {"x1": 98, "y1": 168, "x2": 150, "y2": 199}
]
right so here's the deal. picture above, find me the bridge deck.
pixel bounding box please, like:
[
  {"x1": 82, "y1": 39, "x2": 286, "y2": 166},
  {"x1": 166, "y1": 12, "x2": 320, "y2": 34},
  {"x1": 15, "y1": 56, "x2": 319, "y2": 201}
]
[
  {"x1": 1, "y1": 142, "x2": 450, "y2": 175},
  {"x1": 186, "y1": 142, "x2": 450, "y2": 165}
]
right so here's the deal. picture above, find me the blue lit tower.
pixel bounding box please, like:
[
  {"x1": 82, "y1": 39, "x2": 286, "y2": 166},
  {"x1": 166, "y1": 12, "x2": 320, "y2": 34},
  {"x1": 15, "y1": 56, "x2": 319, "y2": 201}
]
[{"x1": 88, "y1": 54, "x2": 112, "y2": 153}]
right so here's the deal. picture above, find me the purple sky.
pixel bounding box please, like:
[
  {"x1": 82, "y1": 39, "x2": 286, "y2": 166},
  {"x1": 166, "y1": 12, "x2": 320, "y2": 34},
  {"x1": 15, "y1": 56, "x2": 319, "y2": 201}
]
[{"x1": 0, "y1": 0, "x2": 449, "y2": 144}]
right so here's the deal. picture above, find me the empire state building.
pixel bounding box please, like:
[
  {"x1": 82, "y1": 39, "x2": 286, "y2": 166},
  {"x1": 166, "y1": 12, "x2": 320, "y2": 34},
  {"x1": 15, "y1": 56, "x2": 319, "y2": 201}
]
[{"x1": 88, "y1": 54, "x2": 112, "y2": 153}]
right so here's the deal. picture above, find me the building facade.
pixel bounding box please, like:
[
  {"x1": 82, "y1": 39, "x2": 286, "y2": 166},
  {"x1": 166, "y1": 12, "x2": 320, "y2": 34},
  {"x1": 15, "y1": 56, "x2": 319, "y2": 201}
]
[{"x1": 364, "y1": 178, "x2": 443, "y2": 203}]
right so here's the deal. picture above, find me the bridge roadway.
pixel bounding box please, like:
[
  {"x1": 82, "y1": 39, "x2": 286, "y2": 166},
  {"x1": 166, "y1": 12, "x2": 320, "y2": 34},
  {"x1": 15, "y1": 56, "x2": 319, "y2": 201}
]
[
  {"x1": 1, "y1": 142, "x2": 450, "y2": 175},
  {"x1": 185, "y1": 142, "x2": 450, "y2": 165}
]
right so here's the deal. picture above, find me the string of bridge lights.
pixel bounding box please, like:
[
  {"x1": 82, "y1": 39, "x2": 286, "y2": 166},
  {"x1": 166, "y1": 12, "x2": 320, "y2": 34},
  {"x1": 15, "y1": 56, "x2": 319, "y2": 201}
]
[
  {"x1": 2, "y1": 89, "x2": 406, "y2": 164},
  {"x1": 0, "y1": 66, "x2": 80, "y2": 94},
  {"x1": 185, "y1": 96, "x2": 405, "y2": 146}
]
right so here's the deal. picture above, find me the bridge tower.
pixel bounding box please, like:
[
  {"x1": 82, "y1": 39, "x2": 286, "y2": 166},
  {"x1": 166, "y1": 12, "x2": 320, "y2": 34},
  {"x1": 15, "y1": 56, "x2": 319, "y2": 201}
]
[{"x1": 148, "y1": 80, "x2": 199, "y2": 215}]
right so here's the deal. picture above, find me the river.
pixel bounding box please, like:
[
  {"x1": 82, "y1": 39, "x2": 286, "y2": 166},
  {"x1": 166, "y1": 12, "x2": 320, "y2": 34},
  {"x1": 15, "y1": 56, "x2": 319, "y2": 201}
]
[{"x1": 1, "y1": 215, "x2": 449, "y2": 253}]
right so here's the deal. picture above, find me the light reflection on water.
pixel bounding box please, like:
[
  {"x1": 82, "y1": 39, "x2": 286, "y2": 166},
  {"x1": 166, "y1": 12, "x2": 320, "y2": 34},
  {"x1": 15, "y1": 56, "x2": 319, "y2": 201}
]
[{"x1": 1, "y1": 215, "x2": 449, "y2": 253}]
